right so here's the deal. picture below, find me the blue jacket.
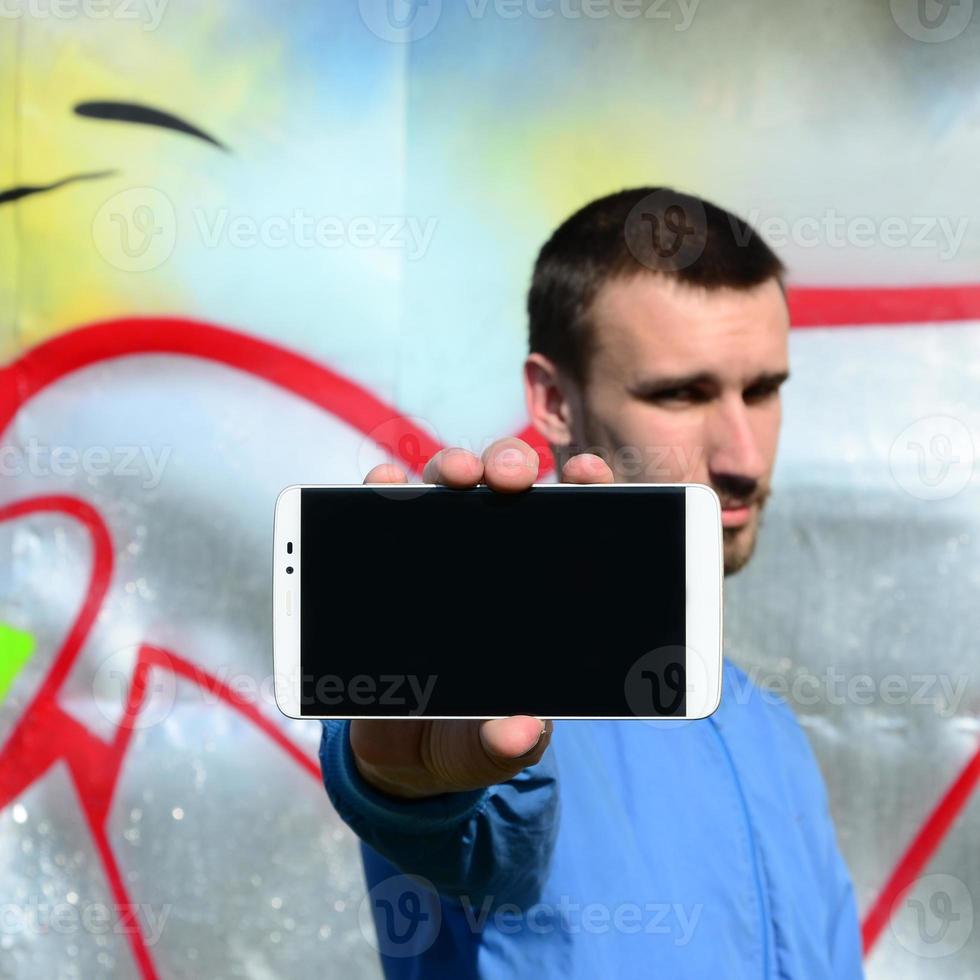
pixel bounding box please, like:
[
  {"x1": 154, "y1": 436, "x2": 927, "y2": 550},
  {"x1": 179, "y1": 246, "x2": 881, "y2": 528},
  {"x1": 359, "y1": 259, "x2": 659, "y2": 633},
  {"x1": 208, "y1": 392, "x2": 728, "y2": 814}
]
[{"x1": 320, "y1": 662, "x2": 864, "y2": 978}]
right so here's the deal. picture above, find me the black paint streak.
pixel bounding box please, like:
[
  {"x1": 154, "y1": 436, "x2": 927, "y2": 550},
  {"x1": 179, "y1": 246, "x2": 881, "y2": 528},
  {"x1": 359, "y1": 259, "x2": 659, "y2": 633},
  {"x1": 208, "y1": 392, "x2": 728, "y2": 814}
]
[
  {"x1": 74, "y1": 101, "x2": 228, "y2": 152},
  {"x1": 0, "y1": 170, "x2": 116, "y2": 206}
]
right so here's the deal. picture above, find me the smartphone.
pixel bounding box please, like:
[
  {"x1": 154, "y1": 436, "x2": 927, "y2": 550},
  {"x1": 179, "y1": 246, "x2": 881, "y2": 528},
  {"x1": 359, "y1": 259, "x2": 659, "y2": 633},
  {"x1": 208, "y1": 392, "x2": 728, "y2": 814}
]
[{"x1": 273, "y1": 483, "x2": 722, "y2": 720}]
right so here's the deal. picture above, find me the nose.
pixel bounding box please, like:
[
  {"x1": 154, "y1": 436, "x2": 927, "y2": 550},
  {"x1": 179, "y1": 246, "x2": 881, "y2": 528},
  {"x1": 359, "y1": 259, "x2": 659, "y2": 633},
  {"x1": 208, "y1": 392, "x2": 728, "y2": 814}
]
[{"x1": 705, "y1": 395, "x2": 768, "y2": 491}]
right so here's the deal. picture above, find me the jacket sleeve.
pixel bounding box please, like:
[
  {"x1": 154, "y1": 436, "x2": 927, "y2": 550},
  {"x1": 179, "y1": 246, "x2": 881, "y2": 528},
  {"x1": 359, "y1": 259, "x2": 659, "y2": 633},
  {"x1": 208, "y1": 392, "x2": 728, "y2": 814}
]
[
  {"x1": 825, "y1": 823, "x2": 865, "y2": 977},
  {"x1": 773, "y1": 696, "x2": 865, "y2": 978},
  {"x1": 318, "y1": 720, "x2": 560, "y2": 910}
]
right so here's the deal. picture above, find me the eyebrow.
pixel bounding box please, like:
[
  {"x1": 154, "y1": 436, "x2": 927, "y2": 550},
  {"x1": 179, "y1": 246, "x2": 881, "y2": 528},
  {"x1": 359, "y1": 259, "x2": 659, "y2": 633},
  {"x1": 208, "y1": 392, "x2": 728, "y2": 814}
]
[
  {"x1": 74, "y1": 101, "x2": 229, "y2": 152},
  {"x1": 628, "y1": 370, "x2": 790, "y2": 398}
]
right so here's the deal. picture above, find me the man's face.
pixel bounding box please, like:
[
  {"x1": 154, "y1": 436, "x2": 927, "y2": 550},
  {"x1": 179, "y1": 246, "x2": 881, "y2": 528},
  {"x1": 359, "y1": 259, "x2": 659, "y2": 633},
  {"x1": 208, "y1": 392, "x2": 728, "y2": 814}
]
[{"x1": 570, "y1": 274, "x2": 790, "y2": 576}]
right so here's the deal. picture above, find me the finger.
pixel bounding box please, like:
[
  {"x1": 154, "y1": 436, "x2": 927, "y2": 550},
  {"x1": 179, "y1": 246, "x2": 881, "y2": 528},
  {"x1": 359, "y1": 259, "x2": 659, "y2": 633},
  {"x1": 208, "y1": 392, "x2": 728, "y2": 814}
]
[
  {"x1": 481, "y1": 438, "x2": 539, "y2": 493},
  {"x1": 422, "y1": 447, "x2": 485, "y2": 487},
  {"x1": 353, "y1": 718, "x2": 553, "y2": 798},
  {"x1": 480, "y1": 715, "x2": 552, "y2": 762},
  {"x1": 561, "y1": 452, "x2": 615, "y2": 484},
  {"x1": 350, "y1": 719, "x2": 423, "y2": 772},
  {"x1": 364, "y1": 463, "x2": 409, "y2": 484}
]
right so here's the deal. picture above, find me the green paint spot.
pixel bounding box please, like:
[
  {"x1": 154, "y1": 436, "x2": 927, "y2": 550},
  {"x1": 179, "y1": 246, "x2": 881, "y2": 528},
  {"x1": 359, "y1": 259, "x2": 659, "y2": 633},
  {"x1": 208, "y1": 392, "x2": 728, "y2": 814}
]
[{"x1": 0, "y1": 623, "x2": 35, "y2": 702}]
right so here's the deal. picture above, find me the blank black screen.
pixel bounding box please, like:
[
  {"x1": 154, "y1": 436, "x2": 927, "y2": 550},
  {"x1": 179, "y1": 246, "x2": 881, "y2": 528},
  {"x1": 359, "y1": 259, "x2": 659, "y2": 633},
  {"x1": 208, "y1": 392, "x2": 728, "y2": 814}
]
[{"x1": 299, "y1": 484, "x2": 686, "y2": 717}]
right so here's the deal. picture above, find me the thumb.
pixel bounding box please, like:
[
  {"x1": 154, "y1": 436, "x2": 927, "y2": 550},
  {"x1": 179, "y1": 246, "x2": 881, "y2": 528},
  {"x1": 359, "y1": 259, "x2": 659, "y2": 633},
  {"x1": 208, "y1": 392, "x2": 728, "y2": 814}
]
[{"x1": 480, "y1": 716, "x2": 552, "y2": 766}]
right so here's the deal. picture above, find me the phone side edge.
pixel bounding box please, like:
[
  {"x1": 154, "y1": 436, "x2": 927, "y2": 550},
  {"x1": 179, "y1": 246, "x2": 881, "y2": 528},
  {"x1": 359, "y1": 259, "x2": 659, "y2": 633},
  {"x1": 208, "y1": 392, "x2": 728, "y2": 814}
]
[
  {"x1": 273, "y1": 485, "x2": 303, "y2": 719},
  {"x1": 684, "y1": 484, "x2": 724, "y2": 719}
]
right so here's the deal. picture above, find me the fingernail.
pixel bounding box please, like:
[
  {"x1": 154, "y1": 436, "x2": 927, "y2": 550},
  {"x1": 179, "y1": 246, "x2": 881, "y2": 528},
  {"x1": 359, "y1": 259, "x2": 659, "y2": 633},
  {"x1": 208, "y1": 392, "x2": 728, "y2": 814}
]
[
  {"x1": 531, "y1": 720, "x2": 548, "y2": 748},
  {"x1": 498, "y1": 448, "x2": 525, "y2": 469}
]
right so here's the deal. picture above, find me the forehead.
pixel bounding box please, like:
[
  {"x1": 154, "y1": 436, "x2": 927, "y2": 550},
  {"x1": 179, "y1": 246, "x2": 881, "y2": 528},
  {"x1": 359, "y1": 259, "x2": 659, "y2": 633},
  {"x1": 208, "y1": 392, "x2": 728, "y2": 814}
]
[{"x1": 587, "y1": 275, "x2": 790, "y2": 382}]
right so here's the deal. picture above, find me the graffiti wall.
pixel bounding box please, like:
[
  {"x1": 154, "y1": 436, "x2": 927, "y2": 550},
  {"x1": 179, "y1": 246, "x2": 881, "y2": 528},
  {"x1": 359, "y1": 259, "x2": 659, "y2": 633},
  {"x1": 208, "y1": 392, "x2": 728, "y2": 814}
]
[{"x1": 1, "y1": 0, "x2": 978, "y2": 977}]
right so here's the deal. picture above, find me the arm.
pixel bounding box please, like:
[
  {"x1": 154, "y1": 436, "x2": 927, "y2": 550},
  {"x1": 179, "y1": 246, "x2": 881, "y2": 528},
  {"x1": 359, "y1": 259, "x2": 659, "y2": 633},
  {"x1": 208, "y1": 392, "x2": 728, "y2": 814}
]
[
  {"x1": 768, "y1": 689, "x2": 865, "y2": 977},
  {"x1": 321, "y1": 719, "x2": 560, "y2": 909},
  {"x1": 315, "y1": 438, "x2": 611, "y2": 908},
  {"x1": 822, "y1": 803, "x2": 864, "y2": 977}
]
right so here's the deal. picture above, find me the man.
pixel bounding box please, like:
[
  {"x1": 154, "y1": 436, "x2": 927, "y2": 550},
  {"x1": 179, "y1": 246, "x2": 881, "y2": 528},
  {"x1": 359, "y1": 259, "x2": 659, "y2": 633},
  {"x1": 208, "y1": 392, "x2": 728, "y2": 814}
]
[{"x1": 320, "y1": 188, "x2": 864, "y2": 978}]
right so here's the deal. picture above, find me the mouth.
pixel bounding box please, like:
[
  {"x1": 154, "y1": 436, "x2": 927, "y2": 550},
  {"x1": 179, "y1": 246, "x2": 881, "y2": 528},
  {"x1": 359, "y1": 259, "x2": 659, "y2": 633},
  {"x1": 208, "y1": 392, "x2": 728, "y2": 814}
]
[{"x1": 720, "y1": 500, "x2": 754, "y2": 529}]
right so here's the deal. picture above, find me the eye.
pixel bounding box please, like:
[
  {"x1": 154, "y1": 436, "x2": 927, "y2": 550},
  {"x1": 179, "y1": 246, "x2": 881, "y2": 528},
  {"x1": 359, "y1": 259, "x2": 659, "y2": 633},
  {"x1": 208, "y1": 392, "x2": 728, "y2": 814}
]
[
  {"x1": 743, "y1": 382, "x2": 782, "y2": 404},
  {"x1": 653, "y1": 386, "x2": 708, "y2": 404}
]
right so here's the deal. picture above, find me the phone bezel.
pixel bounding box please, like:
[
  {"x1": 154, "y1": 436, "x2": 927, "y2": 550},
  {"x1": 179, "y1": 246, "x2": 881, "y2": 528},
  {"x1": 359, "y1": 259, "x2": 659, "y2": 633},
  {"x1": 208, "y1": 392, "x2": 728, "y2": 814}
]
[{"x1": 273, "y1": 483, "x2": 722, "y2": 720}]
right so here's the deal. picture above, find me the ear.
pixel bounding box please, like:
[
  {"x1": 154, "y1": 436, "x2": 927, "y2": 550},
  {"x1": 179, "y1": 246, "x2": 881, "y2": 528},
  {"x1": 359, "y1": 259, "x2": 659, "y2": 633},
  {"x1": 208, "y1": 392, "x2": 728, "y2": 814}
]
[{"x1": 523, "y1": 353, "x2": 579, "y2": 451}]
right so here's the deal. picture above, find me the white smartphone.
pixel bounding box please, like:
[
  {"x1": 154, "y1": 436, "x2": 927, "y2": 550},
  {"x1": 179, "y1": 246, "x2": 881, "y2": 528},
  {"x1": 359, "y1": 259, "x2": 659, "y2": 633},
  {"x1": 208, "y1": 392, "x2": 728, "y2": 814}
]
[{"x1": 273, "y1": 483, "x2": 722, "y2": 720}]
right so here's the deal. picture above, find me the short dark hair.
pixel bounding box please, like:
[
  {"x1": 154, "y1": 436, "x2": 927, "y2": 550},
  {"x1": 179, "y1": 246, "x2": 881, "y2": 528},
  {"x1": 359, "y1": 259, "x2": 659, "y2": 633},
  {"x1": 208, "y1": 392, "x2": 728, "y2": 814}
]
[{"x1": 527, "y1": 187, "x2": 785, "y2": 386}]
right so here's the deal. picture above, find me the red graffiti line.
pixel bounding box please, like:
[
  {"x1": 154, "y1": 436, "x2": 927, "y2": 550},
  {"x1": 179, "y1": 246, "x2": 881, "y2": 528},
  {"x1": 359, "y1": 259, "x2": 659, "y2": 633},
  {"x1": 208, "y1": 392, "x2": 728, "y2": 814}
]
[
  {"x1": 861, "y1": 747, "x2": 980, "y2": 951},
  {"x1": 0, "y1": 312, "x2": 978, "y2": 966},
  {"x1": 787, "y1": 283, "x2": 980, "y2": 327},
  {"x1": 0, "y1": 316, "x2": 554, "y2": 478},
  {"x1": 0, "y1": 497, "x2": 323, "y2": 979}
]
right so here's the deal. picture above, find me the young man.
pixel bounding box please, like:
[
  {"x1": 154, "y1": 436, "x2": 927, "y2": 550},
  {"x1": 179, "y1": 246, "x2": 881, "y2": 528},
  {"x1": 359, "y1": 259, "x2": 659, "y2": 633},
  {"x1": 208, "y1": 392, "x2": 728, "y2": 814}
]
[{"x1": 319, "y1": 188, "x2": 864, "y2": 978}]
